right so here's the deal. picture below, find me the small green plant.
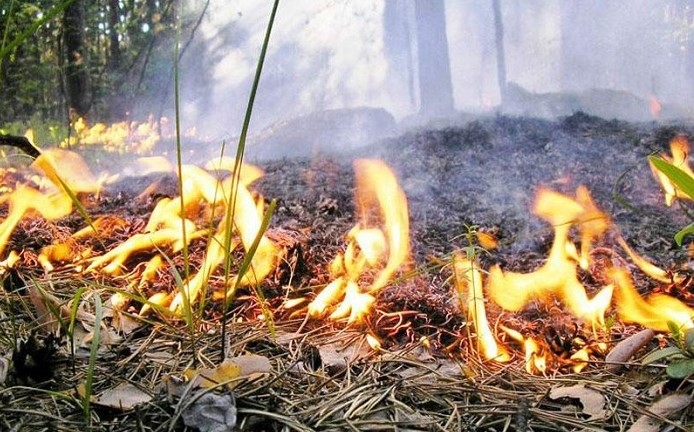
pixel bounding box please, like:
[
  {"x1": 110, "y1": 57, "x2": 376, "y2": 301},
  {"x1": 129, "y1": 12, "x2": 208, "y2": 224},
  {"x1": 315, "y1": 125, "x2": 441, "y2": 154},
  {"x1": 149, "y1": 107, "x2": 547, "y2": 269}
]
[
  {"x1": 642, "y1": 322, "x2": 694, "y2": 379},
  {"x1": 648, "y1": 156, "x2": 694, "y2": 245}
]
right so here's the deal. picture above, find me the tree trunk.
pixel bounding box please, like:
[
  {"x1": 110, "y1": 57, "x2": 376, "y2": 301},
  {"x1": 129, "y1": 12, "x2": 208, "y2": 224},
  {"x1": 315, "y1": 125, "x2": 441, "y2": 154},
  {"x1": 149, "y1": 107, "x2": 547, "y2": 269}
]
[
  {"x1": 414, "y1": 0, "x2": 455, "y2": 116},
  {"x1": 63, "y1": 0, "x2": 92, "y2": 118},
  {"x1": 383, "y1": 0, "x2": 417, "y2": 111},
  {"x1": 491, "y1": 0, "x2": 507, "y2": 107},
  {"x1": 108, "y1": 0, "x2": 120, "y2": 72}
]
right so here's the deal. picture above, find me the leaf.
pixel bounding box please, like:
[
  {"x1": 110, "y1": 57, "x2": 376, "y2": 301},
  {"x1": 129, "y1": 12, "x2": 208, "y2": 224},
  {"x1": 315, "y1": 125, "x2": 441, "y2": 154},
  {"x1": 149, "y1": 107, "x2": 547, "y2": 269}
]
[
  {"x1": 684, "y1": 328, "x2": 694, "y2": 350},
  {"x1": 92, "y1": 383, "x2": 152, "y2": 411},
  {"x1": 183, "y1": 354, "x2": 271, "y2": 390},
  {"x1": 605, "y1": 329, "x2": 655, "y2": 373},
  {"x1": 548, "y1": 384, "x2": 607, "y2": 420},
  {"x1": 648, "y1": 156, "x2": 694, "y2": 200},
  {"x1": 666, "y1": 358, "x2": 694, "y2": 379},
  {"x1": 674, "y1": 222, "x2": 694, "y2": 246},
  {"x1": 641, "y1": 346, "x2": 685, "y2": 365},
  {"x1": 628, "y1": 393, "x2": 692, "y2": 432}
]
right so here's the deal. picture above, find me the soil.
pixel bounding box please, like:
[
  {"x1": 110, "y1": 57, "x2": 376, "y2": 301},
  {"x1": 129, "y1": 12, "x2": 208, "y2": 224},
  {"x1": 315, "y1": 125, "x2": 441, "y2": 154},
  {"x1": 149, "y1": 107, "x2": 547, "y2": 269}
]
[{"x1": 1, "y1": 111, "x2": 694, "y2": 431}]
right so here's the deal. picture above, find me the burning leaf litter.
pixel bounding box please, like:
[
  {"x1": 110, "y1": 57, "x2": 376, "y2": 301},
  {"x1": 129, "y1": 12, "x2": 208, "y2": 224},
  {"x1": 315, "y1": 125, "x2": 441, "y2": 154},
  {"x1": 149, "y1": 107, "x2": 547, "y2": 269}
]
[{"x1": 0, "y1": 114, "x2": 693, "y2": 429}]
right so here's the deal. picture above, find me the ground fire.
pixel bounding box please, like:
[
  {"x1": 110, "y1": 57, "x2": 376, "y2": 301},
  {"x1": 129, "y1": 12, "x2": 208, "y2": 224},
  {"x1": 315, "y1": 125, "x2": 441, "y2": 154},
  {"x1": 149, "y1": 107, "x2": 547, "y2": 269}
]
[{"x1": 0, "y1": 131, "x2": 693, "y2": 379}]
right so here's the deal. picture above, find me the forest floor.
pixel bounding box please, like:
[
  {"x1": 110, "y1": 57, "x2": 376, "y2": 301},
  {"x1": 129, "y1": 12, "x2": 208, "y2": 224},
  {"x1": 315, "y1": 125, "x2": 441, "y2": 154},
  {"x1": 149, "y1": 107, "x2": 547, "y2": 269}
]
[{"x1": 0, "y1": 112, "x2": 693, "y2": 431}]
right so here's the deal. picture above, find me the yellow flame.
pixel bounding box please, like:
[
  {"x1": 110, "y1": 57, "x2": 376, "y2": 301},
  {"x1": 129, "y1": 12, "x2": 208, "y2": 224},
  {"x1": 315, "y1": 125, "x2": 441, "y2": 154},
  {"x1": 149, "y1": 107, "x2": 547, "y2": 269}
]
[
  {"x1": 609, "y1": 267, "x2": 694, "y2": 331},
  {"x1": 649, "y1": 135, "x2": 694, "y2": 206},
  {"x1": 488, "y1": 187, "x2": 613, "y2": 327},
  {"x1": 0, "y1": 186, "x2": 72, "y2": 258},
  {"x1": 617, "y1": 236, "x2": 683, "y2": 283},
  {"x1": 171, "y1": 165, "x2": 278, "y2": 313},
  {"x1": 62, "y1": 116, "x2": 161, "y2": 153},
  {"x1": 31, "y1": 149, "x2": 101, "y2": 194},
  {"x1": 308, "y1": 159, "x2": 410, "y2": 323},
  {"x1": 452, "y1": 254, "x2": 510, "y2": 362}
]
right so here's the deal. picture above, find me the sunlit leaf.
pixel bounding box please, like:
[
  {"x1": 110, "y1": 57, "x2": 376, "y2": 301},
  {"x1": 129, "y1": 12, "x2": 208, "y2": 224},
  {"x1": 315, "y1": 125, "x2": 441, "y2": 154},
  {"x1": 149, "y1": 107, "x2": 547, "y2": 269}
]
[
  {"x1": 674, "y1": 222, "x2": 694, "y2": 246},
  {"x1": 649, "y1": 156, "x2": 694, "y2": 201}
]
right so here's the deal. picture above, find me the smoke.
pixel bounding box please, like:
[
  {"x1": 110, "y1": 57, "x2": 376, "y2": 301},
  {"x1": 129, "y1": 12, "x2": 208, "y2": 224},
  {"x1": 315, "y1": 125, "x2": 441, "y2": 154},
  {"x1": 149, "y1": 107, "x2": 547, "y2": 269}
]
[{"x1": 176, "y1": 0, "x2": 694, "y2": 151}]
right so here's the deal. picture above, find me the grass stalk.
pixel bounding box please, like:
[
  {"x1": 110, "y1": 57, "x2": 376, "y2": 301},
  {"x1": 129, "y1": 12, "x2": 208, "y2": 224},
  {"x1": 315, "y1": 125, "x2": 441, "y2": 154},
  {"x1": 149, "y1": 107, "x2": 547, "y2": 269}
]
[
  {"x1": 171, "y1": 11, "x2": 199, "y2": 359},
  {"x1": 220, "y1": 0, "x2": 280, "y2": 360},
  {"x1": 82, "y1": 293, "x2": 102, "y2": 426}
]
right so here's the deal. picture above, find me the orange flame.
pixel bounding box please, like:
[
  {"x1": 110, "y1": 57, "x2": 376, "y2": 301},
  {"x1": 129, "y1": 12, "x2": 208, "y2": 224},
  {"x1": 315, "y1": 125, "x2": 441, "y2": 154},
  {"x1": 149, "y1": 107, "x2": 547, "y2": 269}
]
[
  {"x1": 488, "y1": 187, "x2": 613, "y2": 328},
  {"x1": 649, "y1": 97, "x2": 662, "y2": 120},
  {"x1": 0, "y1": 149, "x2": 98, "y2": 258},
  {"x1": 308, "y1": 159, "x2": 410, "y2": 323}
]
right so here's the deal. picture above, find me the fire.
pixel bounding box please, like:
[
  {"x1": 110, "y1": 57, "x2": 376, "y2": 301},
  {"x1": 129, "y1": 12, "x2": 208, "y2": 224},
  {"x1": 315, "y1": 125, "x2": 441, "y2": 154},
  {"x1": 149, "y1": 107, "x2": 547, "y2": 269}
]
[
  {"x1": 0, "y1": 149, "x2": 101, "y2": 258},
  {"x1": 2, "y1": 119, "x2": 693, "y2": 377},
  {"x1": 307, "y1": 159, "x2": 410, "y2": 323},
  {"x1": 488, "y1": 187, "x2": 614, "y2": 328},
  {"x1": 452, "y1": 254, "x2": 510, "y2": 362},
  {"x1": 82, "y1": 162, "x2": 279, "y2": 314},
  {"x1": 63, "y1": 116, "x2": 163, "y2": 153},
  {"x1": 609, "y1": 267, "x2": 693, "y2": 331},
  {"x1": 649, "y1": 96, "x2": 662, "y2": 119},
  {"x1": 649, "y1": 134, "x2": 694, "y2": 206}
]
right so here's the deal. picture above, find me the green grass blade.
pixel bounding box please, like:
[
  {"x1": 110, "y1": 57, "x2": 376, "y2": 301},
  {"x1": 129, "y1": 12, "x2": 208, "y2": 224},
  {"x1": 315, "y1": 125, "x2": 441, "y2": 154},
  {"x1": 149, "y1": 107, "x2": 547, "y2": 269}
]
[
  {"x1": 83, "y1": 294, "x2": 102, "y2": 426},
  {"x1": 674, "y1": 221, "x2": 694, "y2": 246},
  {"x1": 173, "y1": 17, "x2": 190, "y2": 280},
  {"x1": 221, "y1": 0, "x2": 280, "y2": 360},
  {"x1": 68, "y1": 286, "x2": 86, "y2": 372},
  {"x1": 648, "y1": 156, "x2": 694, "y2": 200}
]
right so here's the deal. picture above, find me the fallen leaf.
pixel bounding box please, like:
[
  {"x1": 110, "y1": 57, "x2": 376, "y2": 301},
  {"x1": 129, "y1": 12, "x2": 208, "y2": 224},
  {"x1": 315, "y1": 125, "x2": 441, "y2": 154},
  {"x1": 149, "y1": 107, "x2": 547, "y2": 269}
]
[
  {"x1": 92, "y1": 382, "x2": 152, "y2": 411},
  {"x1": 317, "y1": 338, "x2": 373, "y2": 375},
  {"x1": 627, "y1": 393, "x2": 692, "y2": 432},
  {"x1": 549, "y1": 384, "x2": 607, "y2": 420},
  {"x1": 183, "y1": 354, "x2": 271, "y2": 390}
]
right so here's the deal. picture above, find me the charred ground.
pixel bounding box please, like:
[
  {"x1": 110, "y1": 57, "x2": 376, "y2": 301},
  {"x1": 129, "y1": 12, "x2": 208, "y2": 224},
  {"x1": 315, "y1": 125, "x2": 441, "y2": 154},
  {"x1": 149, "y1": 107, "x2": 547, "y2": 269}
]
[{"x1": 0, "y1": 111, "x2": 693, "y2": 431}]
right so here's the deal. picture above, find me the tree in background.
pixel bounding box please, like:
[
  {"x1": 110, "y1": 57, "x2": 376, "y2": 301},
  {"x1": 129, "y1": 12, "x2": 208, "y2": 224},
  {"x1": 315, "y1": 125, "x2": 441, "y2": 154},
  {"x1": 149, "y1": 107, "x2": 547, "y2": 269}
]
[
  {"x1": 414, "y1": 0, "x2": 454, "y2": 117},
  {"x1": 491, "y1": 0, "x2": 507, "y2": 107},
  {"x1": 62, "y1": 0, "x2": 92, "y2": 118},
  {"x1": 0, "y1": 0, "x2": 211, "y2": 127}
]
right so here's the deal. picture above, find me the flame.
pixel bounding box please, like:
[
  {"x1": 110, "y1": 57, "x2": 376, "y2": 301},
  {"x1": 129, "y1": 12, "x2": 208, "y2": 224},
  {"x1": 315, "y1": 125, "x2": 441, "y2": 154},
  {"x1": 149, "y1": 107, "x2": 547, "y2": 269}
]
[
  {"x1": 649, "y1": 135, "x2": 694, "y2": 206},
  {"x1": 488, "y1": 187, "x2": 613, "y2": 328},
  {"x1": 63, "y1": 116, "x2": 161, "y2": 153},
  {"x1": 0, "y1": 149, "x2": 99, "y2": 258},
  {"x1": 57, "y1": 158, "x2": 280, "y2": 314},
  {"x1": 452, "y1": 254, "x2": 510, "y2": 362},
  {"x1": 609, "y1": 267, "x2": 694, "y2": 331},
  {"x1": 616, "y1": 236, "x2": 682, "y2": 283},
  {"x1": 308, "y1": 159, "x2": 410, "y2": 323},
  {"x1": 650, "y1": 97, "x2": 662, "y2": 119}
]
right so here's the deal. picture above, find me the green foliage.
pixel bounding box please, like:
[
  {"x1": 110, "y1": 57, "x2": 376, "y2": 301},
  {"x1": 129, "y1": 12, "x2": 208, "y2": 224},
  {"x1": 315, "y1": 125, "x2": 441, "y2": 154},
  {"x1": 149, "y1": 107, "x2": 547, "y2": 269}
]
[
  {"x1": 648, "y1": 155, "x2": 694, "y2": 245},
  {"x1": 0, "y1": 116, "x2": 67, "y2": 148},
  {"x1": 642, "y1": 324, "x2": 694, "y2": 379},
  {"x1": 82, "y1": 294, "x2": 102, "y2": 426},
  {"x1": 0, "y1": 0, "x2": 212, "y2": 124}
]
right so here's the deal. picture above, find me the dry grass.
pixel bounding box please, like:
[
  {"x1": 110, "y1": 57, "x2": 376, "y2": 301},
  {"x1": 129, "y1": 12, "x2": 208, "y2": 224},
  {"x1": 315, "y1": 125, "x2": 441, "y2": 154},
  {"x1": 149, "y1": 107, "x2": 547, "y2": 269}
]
[{"x1": 0, "y1": 280, "x2": 692, "y2": 432}]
